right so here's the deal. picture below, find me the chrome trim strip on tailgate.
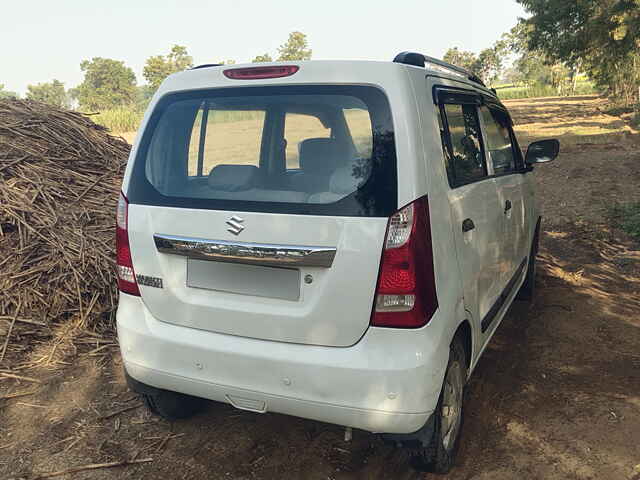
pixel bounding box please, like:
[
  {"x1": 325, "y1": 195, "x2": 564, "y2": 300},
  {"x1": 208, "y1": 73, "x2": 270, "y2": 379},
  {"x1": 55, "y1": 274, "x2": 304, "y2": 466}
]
[{"x1": 153, "y1": 234, "x2": 337, "y2": 268}]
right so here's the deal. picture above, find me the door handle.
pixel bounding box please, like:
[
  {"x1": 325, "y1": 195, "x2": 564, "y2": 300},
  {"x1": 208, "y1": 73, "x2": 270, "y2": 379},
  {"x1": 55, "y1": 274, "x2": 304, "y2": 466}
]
[
  {"x1": 504, "y1": 200, "x2": 512, "y2": 213},
  {"x1": 462, "y1": 218, "x2": 475, "y2": 232}
]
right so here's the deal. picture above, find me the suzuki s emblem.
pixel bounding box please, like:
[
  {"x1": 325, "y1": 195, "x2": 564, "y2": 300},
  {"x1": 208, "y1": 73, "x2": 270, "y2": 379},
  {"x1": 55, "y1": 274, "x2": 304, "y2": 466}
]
[{"x1": 226, "y1": 215, "x2": 245, "y2": 235}]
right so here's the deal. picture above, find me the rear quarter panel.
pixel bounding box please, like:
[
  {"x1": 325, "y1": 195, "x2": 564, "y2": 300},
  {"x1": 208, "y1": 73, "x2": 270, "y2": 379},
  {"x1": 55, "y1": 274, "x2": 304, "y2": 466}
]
[{"x1": 406, "y1": 70, "x2": 471, "y2": 361}]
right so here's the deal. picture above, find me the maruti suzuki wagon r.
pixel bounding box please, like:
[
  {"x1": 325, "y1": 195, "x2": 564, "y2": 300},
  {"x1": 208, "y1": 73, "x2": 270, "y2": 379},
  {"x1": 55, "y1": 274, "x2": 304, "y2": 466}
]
[{"x1": 116, "y1": 52, "x2": 559, "y2": 473}]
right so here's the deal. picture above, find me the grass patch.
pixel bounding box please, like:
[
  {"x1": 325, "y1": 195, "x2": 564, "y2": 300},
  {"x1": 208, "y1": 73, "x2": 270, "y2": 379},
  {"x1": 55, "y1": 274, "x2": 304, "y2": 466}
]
[
  {"x1": 603, "y1": 103, "x2": 639, "y2": 116},
  {"x1": 494, "y1": 80, "x2": 597, "y2": 100},
  {"x1": 609, "y1": 202, "x2": 640, "y2": 240}
]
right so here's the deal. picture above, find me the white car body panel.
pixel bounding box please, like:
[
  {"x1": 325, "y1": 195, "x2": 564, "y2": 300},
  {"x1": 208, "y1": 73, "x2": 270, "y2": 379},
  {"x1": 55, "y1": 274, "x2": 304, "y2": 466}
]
[
  {"x1": 117, "y1": 292, "x2": 451, "y2": 433},
  {"x1": 128, "y1": 206, "x2": 387, "y2": 346}
]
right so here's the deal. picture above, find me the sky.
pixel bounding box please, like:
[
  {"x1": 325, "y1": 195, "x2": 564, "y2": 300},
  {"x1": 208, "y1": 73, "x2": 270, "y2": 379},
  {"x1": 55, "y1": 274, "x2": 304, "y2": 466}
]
[{"x1": 1, "y1": 0, "x2": 526, "y2": 95}]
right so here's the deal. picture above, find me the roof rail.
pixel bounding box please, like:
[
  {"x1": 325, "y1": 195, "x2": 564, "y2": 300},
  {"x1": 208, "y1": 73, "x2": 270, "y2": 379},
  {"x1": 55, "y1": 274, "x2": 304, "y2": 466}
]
[
  {"x1": 393, "y1": 51, "x2": 487, "y2": 88},
  {"x1": 191, "y1": 63, "x2": 223, "y2": 70}
]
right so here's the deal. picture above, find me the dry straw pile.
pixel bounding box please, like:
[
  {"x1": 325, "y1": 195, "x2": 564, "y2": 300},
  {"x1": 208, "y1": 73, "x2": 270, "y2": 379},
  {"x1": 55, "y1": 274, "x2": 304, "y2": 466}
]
[{"x1": 0, "y1": 99, "x2": 130, "y2": 364}]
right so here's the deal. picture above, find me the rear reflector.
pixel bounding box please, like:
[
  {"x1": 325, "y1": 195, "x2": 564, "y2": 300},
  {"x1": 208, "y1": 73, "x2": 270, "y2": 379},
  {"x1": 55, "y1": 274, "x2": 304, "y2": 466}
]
[
  {"x1": 223, "y1": 65, "x2": 299, "y2": 80},
  {"x1": 116, "y1": 192, "x2": 140, "y2": 296},
  {"x1": 371, "y1": 197, "x2": 438, "y2": 328}
]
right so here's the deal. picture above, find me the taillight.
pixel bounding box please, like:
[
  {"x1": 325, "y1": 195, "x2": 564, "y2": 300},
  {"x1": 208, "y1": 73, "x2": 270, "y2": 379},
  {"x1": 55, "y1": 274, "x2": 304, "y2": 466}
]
[
  {"x1": 223, "y1": 65, "x2": 299, "y2": 80},
  {"x1": 371, "y1": 197, "x2": 438, "y2": 328},
  {"x1": 116, "y1": 192, "x2": 140, "y2": 296}
]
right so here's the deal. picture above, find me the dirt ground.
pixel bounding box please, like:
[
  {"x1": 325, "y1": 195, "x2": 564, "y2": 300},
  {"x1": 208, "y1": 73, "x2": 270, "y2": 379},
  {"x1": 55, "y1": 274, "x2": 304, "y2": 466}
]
[{"x1": 2, "y1": 95, "x2": 640, "y2": 480}]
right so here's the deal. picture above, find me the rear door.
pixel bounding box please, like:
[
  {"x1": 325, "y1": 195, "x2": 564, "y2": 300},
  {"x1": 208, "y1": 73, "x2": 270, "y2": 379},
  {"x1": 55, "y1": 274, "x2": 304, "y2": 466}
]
[
  {"x1": 124, "y1": 85, "x2": 398, "y2": 347},
  {"x1": 479, "y1": 105, "x2": 529, "y2": 291},
  {"x1": 436, "y1": 89, "x2": 504, "y2": 336}
]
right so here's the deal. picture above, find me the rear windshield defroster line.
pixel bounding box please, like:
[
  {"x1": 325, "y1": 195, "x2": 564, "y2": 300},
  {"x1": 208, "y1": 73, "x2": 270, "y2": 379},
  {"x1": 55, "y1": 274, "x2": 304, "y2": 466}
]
[{"x1": 126, "y1": 85, "x2": 397, "y2": 217}]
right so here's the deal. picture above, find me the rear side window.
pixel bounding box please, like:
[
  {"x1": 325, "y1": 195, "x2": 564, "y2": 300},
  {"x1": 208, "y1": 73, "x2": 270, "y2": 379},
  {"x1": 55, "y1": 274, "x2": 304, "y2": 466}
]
[
  {"x1": 440, "y1": 103, "x2": 487, "y2": 186},
  {"x1": 479, "y1": 106, "x2": 515, "y2": 175},
  {"x1": 187, "y1": 109, "x2": 265, "y2": 176},
  {"x1": 344, "y1": 109, "x2": 373, "y2": 159},
  {"x1": 128, "y1": 85, "x2": 397, "y2": 217},
  {"x1": 284, "y1": 113, "x2": 330, "y2": 169}
]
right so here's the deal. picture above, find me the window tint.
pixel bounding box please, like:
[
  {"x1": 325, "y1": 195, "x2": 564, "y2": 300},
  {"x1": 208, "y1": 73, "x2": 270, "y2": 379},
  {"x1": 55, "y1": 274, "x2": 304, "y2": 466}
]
[
  {"x1": 480, "y1": 106, "x2": 516, "y2": 175},
  {"x1": 284, "y1": 114, "x2": 330, "y2": 169},
  {"x1": 127, "y1": 85, "x2": 397, "y2": 217},
  {"x1": 441, "y1": 103, "x2": 487, "y2": 186},
  {"x1": 187, "y1": 108, "x2": 265, "y2": 176}
]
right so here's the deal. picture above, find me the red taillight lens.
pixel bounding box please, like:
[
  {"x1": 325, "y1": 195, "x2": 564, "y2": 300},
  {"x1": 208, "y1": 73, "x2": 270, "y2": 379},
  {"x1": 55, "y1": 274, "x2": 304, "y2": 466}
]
[
  {"x1": 371, "y1": 197, "x2": 438, "y2": 328},
  {"x1": 116, "y1": 192, "x2": 140, "y2": 296},
  {"x1": 223, "y1": 65, "x2": 299, "y2": 80}
]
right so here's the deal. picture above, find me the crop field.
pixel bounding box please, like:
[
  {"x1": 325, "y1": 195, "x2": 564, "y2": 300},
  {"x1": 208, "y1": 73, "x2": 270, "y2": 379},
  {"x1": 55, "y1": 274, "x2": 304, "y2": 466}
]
[
  {"x1": 1, "y1": 95, "x2": 640, "y2": 479},
  {"x1": 494, "y1": 79, "x2": 596, "y2": 100}
]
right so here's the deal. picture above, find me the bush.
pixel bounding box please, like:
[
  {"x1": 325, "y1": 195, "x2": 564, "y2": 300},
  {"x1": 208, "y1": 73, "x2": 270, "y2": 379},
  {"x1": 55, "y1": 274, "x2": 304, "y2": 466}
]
[
  {"x1": 610, "y1": 202, "x2": 640, "y2": 240},
  {"x1": 90, "y1": 107, "x2": 142, "y2": 133}
]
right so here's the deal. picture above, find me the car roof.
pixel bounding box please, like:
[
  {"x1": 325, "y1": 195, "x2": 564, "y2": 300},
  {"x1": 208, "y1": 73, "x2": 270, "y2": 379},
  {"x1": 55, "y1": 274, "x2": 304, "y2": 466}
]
[{"x1": 157, "y1": 58, "x2": 499, "y2": 106}]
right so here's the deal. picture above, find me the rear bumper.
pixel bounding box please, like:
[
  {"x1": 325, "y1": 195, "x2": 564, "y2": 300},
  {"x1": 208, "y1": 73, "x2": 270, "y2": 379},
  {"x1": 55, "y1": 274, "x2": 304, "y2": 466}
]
[{"x1": 116, "y1": 293, "x2": 449, "y2": 434}]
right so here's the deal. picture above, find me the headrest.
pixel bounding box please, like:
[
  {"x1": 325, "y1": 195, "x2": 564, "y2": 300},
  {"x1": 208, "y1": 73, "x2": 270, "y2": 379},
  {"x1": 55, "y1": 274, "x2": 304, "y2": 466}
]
[
  {"x1": 208, "y1": 164, "x2": 258, "y2": 191},
  {"x1": 298, "y1": 138, "x2": 345, "y2": 174},
  {"x1": 329, "y1": 159, "x2": 372, "y2": 194}
]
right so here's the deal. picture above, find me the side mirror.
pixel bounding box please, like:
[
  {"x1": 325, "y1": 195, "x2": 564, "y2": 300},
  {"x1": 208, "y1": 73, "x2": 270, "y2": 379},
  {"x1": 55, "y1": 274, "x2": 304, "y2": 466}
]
[{"x1": 525, "y1": 139, "x2": 559, "y2": 165}]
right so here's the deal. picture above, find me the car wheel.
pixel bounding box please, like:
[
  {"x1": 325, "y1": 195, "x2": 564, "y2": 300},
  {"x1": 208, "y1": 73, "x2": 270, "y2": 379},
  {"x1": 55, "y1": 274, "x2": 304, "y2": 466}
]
[
  {"x1": 411, "y1": 337, "x2": 467, "y2": 474},
  {"x1": 142, "y1": 389, "x2": 208, "y2": 420}
]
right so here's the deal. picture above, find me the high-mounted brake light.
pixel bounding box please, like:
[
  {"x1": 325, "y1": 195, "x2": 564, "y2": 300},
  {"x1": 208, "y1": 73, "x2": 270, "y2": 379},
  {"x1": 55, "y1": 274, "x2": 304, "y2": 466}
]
[
  {"x1": 371, "y1": 197, "x2": 438, "y2": 328},
  {"x1": 223, "y1": 65, "x2": 299, "y2": 80},
  {"x1": 116, "y1": 192, "x2": 140, "y2": 296}
]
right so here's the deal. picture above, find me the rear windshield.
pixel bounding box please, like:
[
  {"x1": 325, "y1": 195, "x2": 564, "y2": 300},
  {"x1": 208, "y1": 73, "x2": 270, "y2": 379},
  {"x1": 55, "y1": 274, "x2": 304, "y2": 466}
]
[{"x1": 127, "y1": 85, "x2": 397, "y2": 217}]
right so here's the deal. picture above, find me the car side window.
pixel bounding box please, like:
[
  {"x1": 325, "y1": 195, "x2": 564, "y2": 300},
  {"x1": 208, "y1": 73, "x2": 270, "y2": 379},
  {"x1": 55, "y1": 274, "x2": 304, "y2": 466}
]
[
  {"x1": 479, "y1": 106, "x2": 516, "y2": 175},
  {"x1": 440, "y1": 103, "x2": 487, "y2": 187}
]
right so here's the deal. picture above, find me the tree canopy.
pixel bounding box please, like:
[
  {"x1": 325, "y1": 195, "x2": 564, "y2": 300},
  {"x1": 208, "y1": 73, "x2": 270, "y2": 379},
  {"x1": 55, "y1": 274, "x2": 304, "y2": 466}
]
[
  {"x1": 26, "y1": 79, "x2": 68, "y2": 108},
  {"x1": 252, "y1": 53, "x2": 273, "y2": 63},
  {"x1": 143, "y1": 45, "x2": 193, "y2": 91},
  {"x1": 443, "y1": 43, "x2": 506, "y2": 84},
  {"x1": 0, "y1": 84, "x2": 19, "y2": 99},
  {"x1": 277, "y1": 31, "x2": 312, "y2": 61},
  {"x1": 76, "y1": 57, "x2": 137, "y2": 111},
  {"x1": 516, "y1": 0, "x2": 640, "y2": 103}
]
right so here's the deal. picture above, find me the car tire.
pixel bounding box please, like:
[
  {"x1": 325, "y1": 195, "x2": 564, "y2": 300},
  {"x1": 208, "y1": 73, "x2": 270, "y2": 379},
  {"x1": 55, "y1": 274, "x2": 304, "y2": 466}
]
[
  {"x1": 410, "y1": 337, "x2": 467, "y2": 474},
  {"x1": 142, "y1": 389, "x2": 208, "y2": 420}
]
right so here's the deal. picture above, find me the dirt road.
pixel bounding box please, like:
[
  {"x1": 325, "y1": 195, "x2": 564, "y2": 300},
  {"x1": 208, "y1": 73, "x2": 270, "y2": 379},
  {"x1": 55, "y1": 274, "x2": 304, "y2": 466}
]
[{"x1": 2, "y1": 95, "x2": 640, "y2": 480}]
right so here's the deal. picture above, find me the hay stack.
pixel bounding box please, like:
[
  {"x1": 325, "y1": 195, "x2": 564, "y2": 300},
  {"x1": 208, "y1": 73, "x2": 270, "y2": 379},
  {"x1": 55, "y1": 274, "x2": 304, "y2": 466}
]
[{"x1": 0, "y1": 99, "x2": 130, "y2": 362}]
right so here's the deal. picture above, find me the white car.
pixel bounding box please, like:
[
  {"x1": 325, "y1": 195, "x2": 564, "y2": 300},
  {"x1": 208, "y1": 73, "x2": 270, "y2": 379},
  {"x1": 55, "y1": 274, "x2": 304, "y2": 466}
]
[{"x1": 116, "y1": 52, "x2": 559, "y2": 473}]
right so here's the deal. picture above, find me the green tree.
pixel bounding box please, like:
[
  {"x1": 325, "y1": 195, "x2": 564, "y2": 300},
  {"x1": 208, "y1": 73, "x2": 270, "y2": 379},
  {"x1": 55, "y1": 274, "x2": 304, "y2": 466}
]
[
  {"x1": 143, "y1": 45, "x2": 194, "y2": 91},
  {"x1": 277, "y1": 31, "x2": 312, "y2": 61},
  {"x1": 443, "y1": 47, "x2": 478, "y2": 72},
  {"x1": 500, "y1": 23, "x2": 565, "y2": 90},
  {"x1": 0, "y1": 84, "x2": 19, "y2": 99},
  {"x1": 252, "y1": 53, "x2": 273, "y2": 63},
  {"x1": 443, "y1": 44, "x2": 506, "y2": 84},
  {"x1": 516, "y1": 0, "x2": 640, "y2": 104},
  {"x1": 76, "y1": 57, "x2": 137, "y2": 111},
  {"x1": 26, "y1": 79, "x2": 68, "y2": 108}
]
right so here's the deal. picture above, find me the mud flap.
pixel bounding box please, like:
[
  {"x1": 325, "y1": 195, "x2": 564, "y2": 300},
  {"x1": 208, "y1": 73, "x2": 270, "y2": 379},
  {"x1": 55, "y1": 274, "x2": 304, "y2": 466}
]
[{"x1": 379, "y1": 413, "x2": 436, "y2": 448}]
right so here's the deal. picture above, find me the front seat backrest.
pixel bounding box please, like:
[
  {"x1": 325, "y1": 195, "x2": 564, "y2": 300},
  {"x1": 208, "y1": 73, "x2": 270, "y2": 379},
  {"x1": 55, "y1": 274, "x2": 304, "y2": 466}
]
[{"x1": 289, "y1": 138, "x2": 347, "y2": 193}]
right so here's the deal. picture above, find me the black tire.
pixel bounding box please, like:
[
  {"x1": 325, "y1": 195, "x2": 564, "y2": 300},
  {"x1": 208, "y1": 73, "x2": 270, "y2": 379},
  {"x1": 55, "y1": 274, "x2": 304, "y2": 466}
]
[
  {"x1": 517, "y1": 229, "x2": 539, "y2": 302},
  {"x1": 411, "y1": 337, "x2": 467, "y2": 474},
  {"x1": 142, "y1": 389, "x2": 208, "y2": 420}
]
